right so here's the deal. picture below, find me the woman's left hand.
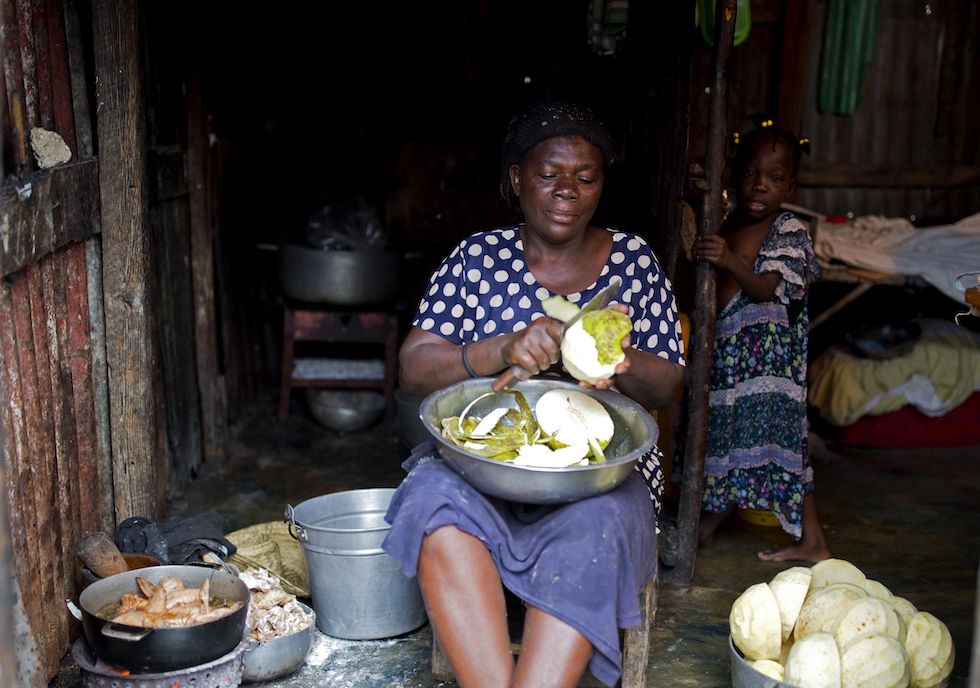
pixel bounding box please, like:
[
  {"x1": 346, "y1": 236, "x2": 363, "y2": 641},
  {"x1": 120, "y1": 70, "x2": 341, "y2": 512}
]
[{"x1": 574, "y1": 303, "x2": 631, "y2": 391}]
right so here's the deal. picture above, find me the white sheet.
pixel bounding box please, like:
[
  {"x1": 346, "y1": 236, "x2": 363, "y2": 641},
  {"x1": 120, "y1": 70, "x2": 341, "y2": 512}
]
[{"x1": 813, "y1": 211, "x2": 980, "y2": 303}]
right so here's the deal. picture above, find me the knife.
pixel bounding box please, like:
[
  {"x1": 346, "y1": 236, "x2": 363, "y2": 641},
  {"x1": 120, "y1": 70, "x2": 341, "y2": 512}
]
[{"x1": 491, "y1": 275, "x2": 623, "y2": 392}]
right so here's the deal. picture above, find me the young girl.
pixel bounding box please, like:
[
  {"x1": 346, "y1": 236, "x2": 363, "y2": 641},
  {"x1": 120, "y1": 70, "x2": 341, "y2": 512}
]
[{"x1": 693, "y1": 120, "x2": 831, "y2": 563}]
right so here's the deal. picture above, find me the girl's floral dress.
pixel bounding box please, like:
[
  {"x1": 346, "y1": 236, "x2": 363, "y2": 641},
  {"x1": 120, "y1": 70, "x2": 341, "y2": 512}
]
[{"x1": 701, "y1": 212, "x2": 820, "y2": 538}]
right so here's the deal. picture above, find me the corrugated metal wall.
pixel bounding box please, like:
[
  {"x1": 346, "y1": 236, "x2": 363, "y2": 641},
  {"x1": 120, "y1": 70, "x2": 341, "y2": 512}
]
[
  {"x1": 795, "y1": 0, "x2": 980, "y2": 219},
  {"x1": 690, "y1": 0, "x2": 980, "y2": 221}
]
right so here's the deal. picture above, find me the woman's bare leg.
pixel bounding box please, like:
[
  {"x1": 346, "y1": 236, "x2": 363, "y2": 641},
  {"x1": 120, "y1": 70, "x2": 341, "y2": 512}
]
[
  {"x1": 417, "y1": 525, "x2": 514, "y2": 688},
  {"x1": 511, "y1": 606, "x2": 593, "y2": 688},
  {"x1": 758, "y1": 493, "x2": 832, "y2": 563}
]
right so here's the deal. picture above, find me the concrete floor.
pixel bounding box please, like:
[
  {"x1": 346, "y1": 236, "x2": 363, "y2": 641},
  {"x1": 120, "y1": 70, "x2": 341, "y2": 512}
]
[{"x1": 60, "y1": 389, "x2": 979, "y2": 687}]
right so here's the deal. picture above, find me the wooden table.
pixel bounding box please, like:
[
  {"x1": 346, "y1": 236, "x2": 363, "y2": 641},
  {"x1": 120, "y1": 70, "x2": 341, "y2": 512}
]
[{"x1": 278, "y1": 304, "x2": 399, "y2": 422}]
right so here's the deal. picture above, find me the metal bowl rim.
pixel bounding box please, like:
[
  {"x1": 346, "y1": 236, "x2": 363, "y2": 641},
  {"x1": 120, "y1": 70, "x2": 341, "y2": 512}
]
[{"x1": 418, "y1": 378, "x2": 658, "y2": 475}]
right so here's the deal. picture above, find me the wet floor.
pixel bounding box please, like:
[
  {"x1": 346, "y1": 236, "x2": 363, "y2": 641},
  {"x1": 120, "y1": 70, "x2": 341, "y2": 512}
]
[{"x1": 58, "y1": 389, "x2": 979, "y2": 687}]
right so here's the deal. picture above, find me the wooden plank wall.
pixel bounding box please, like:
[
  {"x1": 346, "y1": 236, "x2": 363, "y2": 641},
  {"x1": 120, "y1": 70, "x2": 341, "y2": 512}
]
[
  {"x1": 688, "y1": 0, "x2": 980, "y2": 221},
  {"x1": 0, "y1": 0, "x2": 111, "y2": 681}
]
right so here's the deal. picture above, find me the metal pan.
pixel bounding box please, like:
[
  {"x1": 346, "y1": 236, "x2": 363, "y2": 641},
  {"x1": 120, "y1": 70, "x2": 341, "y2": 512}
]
[{"x1": 77, "y1": 564, "x2": 250, "y2": 673}]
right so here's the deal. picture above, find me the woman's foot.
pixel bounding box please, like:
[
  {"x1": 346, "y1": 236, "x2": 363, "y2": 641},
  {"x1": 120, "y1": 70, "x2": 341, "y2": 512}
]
[
  {"x1": 698, "y1": 506, "x2": 735, "y2": 550},
  {"x1": 757, "y1": 542, "x2": 831, "y2": 564}
]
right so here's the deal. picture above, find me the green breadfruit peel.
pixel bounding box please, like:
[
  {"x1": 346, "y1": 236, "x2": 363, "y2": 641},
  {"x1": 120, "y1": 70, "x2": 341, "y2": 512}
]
[
  {"x1": 581, "y1": 310, "x2": 632, "y2": 365},
  {"x1": 541, "y1": 294, "x2": 581, "y2": 322}
]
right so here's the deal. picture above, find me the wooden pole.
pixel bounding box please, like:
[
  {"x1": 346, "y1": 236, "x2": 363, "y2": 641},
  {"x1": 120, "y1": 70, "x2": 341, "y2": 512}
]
[
  {"x1": 186, "y1": 46, "x2": 226, "y2": 464},
  {"x1": 671, "y1": 0, "x2": 738, "y2": 584},
  {"x1": 92, "y1": 0, "x2": 158, "y2": 522}
]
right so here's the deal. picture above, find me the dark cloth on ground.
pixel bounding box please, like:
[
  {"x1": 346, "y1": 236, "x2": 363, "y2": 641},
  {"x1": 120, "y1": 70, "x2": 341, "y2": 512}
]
[
  {"x1": 382, "y1": 442, "x2": 658, "y2": 687},
  {"x1": 115, "y1": 510, "x2": 237, "y2": 564}
]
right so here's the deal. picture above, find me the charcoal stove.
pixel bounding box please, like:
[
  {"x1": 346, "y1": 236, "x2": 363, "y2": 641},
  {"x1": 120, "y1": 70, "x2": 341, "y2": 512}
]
[{"x1": 71, "y1": 635, "x2": 248, "y2": 688}]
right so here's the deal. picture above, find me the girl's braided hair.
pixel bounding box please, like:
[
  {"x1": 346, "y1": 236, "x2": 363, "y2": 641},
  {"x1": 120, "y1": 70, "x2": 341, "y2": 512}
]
[
  {"x1": 499, "y1": 100, "x2": 617, "y2": 209},
  {"x1": 730, "y1": 114, "x2": 810, "y2": 179}
]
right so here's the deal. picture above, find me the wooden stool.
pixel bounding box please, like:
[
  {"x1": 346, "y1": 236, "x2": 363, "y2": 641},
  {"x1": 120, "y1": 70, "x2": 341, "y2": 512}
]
[
  {"x1": 277, "y1": 305, "x2": 399, "y2": 422},
  {"x1": 431, "y1": 564, "x2": 658, "y2": 687}
]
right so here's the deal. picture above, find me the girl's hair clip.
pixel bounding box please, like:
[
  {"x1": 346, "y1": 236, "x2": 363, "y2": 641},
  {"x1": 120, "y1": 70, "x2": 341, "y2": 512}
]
[
  {"x1": 729, "y1": 131, "x2": 740, "y2": 152},
  {"x1": 799, "y1": 138, "x2": 811, "y2": 155},
  {"x1": 749, "y1": 113, "x2": 775, "y2": 129}
]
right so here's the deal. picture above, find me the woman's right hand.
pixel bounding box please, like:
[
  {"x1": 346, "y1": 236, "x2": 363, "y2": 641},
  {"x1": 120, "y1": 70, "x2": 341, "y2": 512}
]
[{"x1": 500, "y1": 317, "x2": 565, "y2": 378}]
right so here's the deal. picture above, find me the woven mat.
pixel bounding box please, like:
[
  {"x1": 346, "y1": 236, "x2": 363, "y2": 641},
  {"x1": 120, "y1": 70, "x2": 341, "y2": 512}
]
[{"x1": 226, "y1": 522, "x2": 310, "y2": 597}]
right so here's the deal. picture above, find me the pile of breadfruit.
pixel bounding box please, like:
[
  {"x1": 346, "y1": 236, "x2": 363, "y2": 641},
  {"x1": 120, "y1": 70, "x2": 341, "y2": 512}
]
[{"x1": 730, "y1": 558, "x2": 954, "y2": 688}]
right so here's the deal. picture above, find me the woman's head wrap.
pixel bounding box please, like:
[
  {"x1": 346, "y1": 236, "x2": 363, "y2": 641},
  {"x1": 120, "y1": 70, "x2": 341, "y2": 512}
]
[{"x1": 500, "y1": 100, "x2": 616, "y2": 207}]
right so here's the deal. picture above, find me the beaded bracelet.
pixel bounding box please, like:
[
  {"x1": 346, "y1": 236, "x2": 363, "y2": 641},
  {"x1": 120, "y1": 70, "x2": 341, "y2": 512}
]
[{"x1": 461, "y1": 341, "x2": 478, "y2": 378}]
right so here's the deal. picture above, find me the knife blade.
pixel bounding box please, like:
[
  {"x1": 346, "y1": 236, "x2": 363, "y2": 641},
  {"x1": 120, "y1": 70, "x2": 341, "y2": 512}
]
[{"x1": 491, "y1": 275, "x2": 623, "y2": 392}]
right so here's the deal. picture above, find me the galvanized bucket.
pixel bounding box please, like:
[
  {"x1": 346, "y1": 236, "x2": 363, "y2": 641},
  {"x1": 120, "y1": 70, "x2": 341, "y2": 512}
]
[{"x1": 286, "y1": 488, "x2": 427, "y2": 639}]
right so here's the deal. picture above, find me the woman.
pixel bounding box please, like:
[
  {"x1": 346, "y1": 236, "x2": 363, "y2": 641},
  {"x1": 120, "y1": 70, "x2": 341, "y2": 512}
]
[{"x1": 383, "y1": 101, "x2": 686, "y2": 688}]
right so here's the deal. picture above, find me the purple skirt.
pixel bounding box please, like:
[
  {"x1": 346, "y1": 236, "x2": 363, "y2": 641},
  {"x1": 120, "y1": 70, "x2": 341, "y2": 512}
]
[{"x1": 382, "y1": 443, "x2": 658, "y2": 686}]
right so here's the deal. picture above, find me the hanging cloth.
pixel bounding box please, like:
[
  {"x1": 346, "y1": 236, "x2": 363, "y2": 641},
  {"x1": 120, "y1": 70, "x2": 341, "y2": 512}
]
[
  {"x1": 818, "y1": 0, "x2": 880, "y2": 116},
  {"x1": 587, "y1": 0, "x2": 629, "y2": 55}
]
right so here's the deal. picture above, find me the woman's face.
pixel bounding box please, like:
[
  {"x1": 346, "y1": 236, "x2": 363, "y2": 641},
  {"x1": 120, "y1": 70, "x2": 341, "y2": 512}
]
[{"x1": 509, "y1": 135, "x2": 604, "y2": 244}]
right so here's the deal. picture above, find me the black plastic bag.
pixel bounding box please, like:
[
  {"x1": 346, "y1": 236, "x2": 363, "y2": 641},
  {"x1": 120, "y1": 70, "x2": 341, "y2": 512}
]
[{"x1": 306, "y1": 196, "x2": 387, "y2": 252}]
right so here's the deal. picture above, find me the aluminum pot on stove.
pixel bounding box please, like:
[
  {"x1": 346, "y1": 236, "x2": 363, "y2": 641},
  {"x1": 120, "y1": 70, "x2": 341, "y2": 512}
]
[{"x1": 77, "y1": 564, "x2": 250, "y2": 673}]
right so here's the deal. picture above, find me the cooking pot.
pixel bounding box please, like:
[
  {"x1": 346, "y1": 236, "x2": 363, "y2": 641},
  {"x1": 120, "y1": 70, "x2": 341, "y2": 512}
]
[
  {"x1": 77, "y1": 565, "x2": 250, "y2": 673},
  {"x1": 277, "y1": 245, "x2": 402, "y2": 306}
]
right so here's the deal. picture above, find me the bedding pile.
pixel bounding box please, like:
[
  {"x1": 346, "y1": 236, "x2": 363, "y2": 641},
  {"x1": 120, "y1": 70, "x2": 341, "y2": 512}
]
[
  {"x1": 814, "y1": 212, "x2": 980, "y2": 303},
  {"x1": 809, "y1": 318, "x2": 980, "y2": 426}
]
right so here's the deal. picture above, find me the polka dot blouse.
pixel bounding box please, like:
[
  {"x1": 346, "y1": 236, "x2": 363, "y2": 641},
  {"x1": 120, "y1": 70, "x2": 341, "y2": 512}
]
[{"x1": 414, "y1": 225, "x2": 686, "y2": 366}]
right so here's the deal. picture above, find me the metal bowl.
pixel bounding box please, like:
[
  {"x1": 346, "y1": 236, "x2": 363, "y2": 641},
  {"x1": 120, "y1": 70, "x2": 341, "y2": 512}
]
[
  {"x1": 242, "y1": 601, "x2": 316, "y2": 683},
  {"x1": 419, "y1": 378, "x2": 658, "y2": 504},
  {"x1": 307, "y1": 389, "x2": 385, "y2": 432},
  {"x1": 730, "y1": 636, "x2": 791, "y2": 688}
]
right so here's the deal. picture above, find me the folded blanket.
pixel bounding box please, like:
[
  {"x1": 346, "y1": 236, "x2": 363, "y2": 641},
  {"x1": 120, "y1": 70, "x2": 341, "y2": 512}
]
[{"x1": 809, "y1": 319, "x2": 980, "y2": 426}]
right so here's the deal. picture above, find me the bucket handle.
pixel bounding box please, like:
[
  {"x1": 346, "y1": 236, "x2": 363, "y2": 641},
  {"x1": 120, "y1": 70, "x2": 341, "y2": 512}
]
[
  {"x1": 295, "y1": 542, "x2": 388, "y2": 557},
  {"x1": 284, "y1": 504, "x2": 307, "y2": 543}
]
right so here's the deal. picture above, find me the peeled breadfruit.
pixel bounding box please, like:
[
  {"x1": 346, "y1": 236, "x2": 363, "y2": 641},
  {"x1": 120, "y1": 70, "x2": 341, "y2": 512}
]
[
  {"x1": 780, "y1": 634, "x2": 796, "y2": 666},
  {"x1": 785, "y1": 631, "x2": 842, "y2": 688},
  {"x1": 840, "y1": 631, "x2": 911, "y2": 688},
  {"x1": 560, "y1": 310, "x2": 632, "y2": 385},
  {"x1": 770, "y1": 566, "x2": 813, "y2": 642},
  {"x1": 809, "y1": 558, "x2": 868, "y2": 594},
  {"x1": 832, "y1": 596, "x2": 907, "y2": 651},
  {"x1": 730, "y1": 582, "x2": 782, "y2": 661},
  {"x1": 795, "y1": 583, "x2": 867, "y2": 641},
  {"x1": 862, "y1": 579, "x2": 894, "y2": 600},
  {"x1": 890, "y1": 597, "x2": 919, "y2": 627},
  {"x1": 904, "y1": 612, "x2": 954, "y2": 688},
  {"x1": 751, "y1": 659, "x2": 785, "y2": 681}
]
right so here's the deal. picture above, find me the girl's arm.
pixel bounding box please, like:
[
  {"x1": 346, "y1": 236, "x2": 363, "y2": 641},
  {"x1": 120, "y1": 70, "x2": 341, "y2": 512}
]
[{"x1": 695, "y1": 234, "x2": 781, "y2": 302}]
